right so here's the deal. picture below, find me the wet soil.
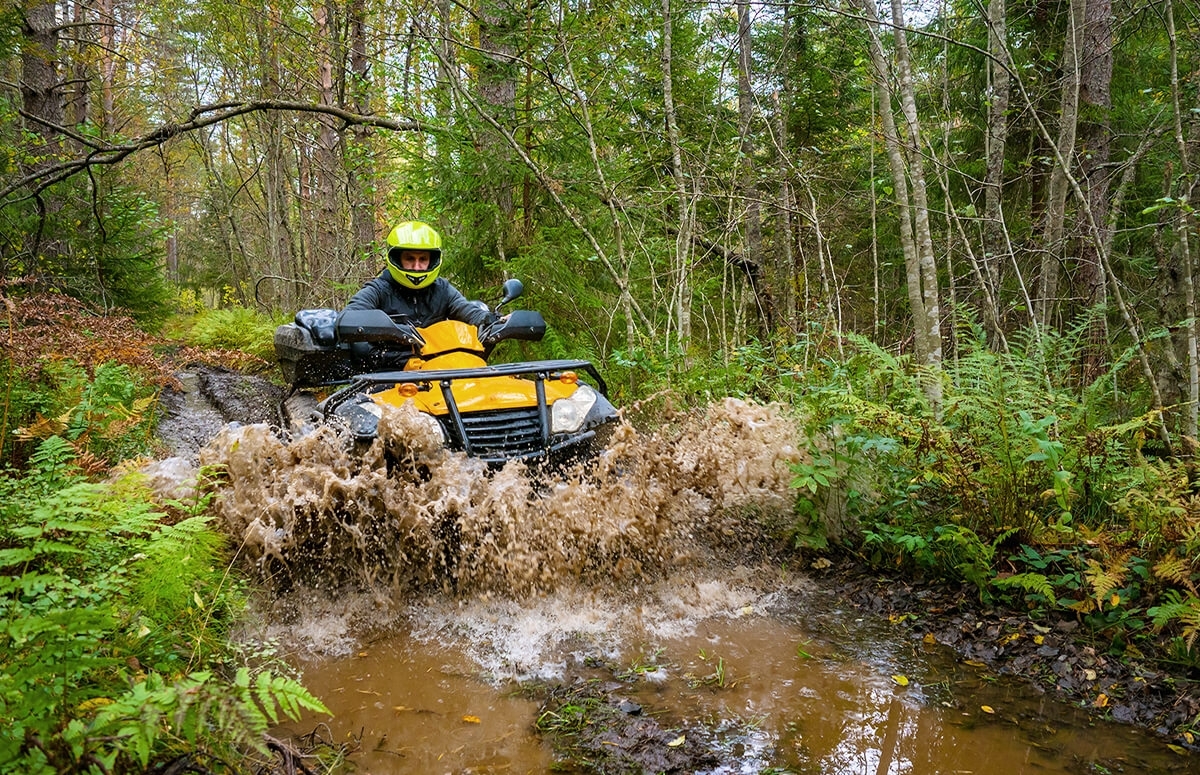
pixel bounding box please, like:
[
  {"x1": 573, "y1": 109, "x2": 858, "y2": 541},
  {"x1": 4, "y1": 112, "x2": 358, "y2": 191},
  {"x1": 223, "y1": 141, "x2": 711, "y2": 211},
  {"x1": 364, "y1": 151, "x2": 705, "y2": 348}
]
[
  {"x1": 824, "y1": 563, "x2": 1200, "y2": 747},
  {"x1": 156, "y1": 365, "x2": 285, "y2": 461},
  {"x1": 153, "y1": 367, "x2": 1200, "y2": 766}
]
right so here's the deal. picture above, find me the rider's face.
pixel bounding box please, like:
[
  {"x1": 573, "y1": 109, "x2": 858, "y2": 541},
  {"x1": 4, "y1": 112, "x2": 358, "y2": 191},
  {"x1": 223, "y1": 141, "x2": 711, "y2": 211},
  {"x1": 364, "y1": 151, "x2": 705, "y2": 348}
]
[{"x1": 398, "y1": 250, "x2": 432, "y2": 271}]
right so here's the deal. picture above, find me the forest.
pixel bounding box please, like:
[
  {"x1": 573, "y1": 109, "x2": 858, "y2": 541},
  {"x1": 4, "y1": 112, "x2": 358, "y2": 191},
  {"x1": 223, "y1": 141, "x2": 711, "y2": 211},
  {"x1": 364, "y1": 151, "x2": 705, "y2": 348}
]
[{"x1": 3, "y1": 0, "x2": 1200, "y2": 770}]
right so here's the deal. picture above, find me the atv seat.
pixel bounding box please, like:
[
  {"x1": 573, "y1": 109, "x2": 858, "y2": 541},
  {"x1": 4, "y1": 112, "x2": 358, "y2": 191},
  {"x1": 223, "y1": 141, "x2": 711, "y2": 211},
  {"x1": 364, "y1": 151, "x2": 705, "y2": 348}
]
[{"x1": 294, "y1": 308, "x2": 339, "y2": 348}]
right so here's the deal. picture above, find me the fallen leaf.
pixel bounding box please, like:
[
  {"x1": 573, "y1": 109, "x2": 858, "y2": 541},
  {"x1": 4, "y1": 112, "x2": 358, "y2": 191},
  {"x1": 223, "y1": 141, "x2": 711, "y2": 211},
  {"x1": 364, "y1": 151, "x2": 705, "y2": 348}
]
[
  {"x1": 1034, "y1": 635, "x2": 1045, "y2": 645},
  {"x1": 1167, "y1": 744, "x2": 1187, "y2": 755},
  {"x1": 463, "y1": 715, "x2": 481, "y2": 724},
  {"x1": 667, "y1": 735, "x2": 686, "y2": 747},
  {"x1": 1084, "y1": 669, "x2": 1097, "y2": 681},
  {"x1": 811, "y1": 557, "x2": 832, "y2": 570},
  {"x1": 1094, "y1": 694, "x2": 1109, "y2": 708},
  {"x1": 892, "y1": 675, "x2": 909, "y2": 687},
  {"x1": 923, "y1": 633, "x2": 937, "y2": 645},
  {"x1": 981, "y1": 705, "x2": 996, "y2": 714}
]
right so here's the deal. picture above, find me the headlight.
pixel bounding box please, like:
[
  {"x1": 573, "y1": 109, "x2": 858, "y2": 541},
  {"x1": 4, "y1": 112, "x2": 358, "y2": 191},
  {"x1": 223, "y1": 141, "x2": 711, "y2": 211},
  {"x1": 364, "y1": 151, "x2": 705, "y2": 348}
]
[{"x1": 551, "y1": 384, "x2": 598, "y2": 433}]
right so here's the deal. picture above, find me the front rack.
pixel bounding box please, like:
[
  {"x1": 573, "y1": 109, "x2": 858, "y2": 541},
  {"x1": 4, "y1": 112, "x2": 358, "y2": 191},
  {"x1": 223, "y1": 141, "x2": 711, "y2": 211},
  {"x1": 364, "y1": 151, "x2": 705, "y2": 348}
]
[{"x1": 321, "y1": 359, "x2": 609, "y2": 461}]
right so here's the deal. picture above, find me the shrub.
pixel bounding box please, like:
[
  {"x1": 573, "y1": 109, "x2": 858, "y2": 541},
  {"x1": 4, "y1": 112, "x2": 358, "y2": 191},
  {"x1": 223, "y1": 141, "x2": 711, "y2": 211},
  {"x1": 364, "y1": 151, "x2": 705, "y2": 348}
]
[{"x1": 0, "y1": 439, "x2": 327, "y2": 773}]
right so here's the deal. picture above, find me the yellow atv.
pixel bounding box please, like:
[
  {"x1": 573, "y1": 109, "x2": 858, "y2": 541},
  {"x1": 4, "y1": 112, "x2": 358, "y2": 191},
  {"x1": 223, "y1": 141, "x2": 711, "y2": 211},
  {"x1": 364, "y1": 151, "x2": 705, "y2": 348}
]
[{"x1": 274, "y1": 280, "x2": 619, "y2": 466}]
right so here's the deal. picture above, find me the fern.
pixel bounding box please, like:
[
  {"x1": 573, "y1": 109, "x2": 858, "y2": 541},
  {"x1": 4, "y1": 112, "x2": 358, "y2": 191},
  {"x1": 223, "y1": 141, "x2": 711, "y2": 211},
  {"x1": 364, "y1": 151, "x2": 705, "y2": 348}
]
[
  {"x1": 1085, "y1": 557, "x2": 1128, "y2": 606},
  {"x1": 0, "y1": 471, "x2": 328, "y2": 773},
  {"x1": 1153, "y1": 554, "x2": 1197, "y2": 592},
  {"x1": 1149, "y1": 590, "x2": 1200, "y2": 649},
  {"x1": 991, "y1": 572, "x2": 1059, "y2": 606}
]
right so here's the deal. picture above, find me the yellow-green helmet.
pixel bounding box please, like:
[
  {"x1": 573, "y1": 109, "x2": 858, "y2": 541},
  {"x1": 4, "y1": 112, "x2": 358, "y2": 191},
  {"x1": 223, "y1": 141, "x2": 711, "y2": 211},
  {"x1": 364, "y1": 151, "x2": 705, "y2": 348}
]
[{"x1": 385, "y1": 221, "x2": 443, "y2": 290}]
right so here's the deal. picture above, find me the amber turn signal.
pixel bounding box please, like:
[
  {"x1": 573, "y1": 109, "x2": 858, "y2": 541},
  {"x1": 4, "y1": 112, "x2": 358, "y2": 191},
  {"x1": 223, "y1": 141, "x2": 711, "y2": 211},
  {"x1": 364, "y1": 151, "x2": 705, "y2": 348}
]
[
  {"x1": 398, "y1": 383, "x2": 420, "y2": 398},
  {"x1": 559, "y1": 371, "x2": 579, "y2": 385}
]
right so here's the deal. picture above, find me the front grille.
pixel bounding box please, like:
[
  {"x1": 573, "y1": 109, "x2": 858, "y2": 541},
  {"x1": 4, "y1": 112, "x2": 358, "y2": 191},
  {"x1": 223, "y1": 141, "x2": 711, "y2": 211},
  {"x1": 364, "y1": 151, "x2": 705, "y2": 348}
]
[{"x1": 451, "y1": 406, "x2": 546, "y2": 456}]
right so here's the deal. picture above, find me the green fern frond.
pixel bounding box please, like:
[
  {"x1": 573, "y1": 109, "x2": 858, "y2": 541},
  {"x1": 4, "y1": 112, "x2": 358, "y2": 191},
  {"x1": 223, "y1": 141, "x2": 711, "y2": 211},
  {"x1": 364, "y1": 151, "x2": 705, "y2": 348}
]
[{"x1": 991, "y1": 572, "x2": 1058, "y2": 606}]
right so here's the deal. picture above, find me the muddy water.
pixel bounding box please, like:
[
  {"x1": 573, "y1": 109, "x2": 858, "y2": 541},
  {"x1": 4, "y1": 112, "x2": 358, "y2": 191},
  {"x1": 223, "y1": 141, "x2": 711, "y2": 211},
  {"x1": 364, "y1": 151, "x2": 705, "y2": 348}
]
[
  {"x1": 267, "y1": 572, "x2": 1188, "y2": 774},
  {"x1": 164, "y1": 396, "x2": 1190, "y2": 773}
]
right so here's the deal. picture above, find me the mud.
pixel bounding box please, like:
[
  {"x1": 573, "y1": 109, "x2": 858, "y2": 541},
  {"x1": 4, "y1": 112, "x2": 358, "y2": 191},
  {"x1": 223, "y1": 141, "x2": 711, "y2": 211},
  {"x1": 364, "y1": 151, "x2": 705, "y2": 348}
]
[
  {"x1": 156, "y1": 365, "x2": 285, "y2": 462},
  {"x1": 195, "y1": 397, "x2": 801, "y2": 597},
  {"x1": 148, "y1": 368, "x2": 1200, "y2": 761},
  {"x1": 830, "y1": 566, "x2": 1200, "y2": 745}
]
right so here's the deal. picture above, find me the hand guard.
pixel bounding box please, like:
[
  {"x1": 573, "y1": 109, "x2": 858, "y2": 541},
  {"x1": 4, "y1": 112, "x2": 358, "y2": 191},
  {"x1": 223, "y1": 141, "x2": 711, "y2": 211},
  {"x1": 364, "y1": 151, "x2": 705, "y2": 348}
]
[{"x1": 394, "y1": 322, "x2": 426, "y2": 348}]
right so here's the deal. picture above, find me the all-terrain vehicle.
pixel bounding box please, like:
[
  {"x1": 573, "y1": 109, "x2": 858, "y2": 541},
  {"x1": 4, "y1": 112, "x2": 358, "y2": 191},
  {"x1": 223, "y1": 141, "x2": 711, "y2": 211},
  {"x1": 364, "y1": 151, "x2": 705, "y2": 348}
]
[{"x1": 273, "y1": 280, "x2": 620, "y2": 466}]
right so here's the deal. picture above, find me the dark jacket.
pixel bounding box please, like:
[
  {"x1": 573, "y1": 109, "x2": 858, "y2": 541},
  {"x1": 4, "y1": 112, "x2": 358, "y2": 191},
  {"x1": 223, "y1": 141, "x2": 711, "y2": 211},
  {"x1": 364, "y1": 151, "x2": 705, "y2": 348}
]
[{"x1": 344, "y1": 272, "x2": 492, "y2": 328}]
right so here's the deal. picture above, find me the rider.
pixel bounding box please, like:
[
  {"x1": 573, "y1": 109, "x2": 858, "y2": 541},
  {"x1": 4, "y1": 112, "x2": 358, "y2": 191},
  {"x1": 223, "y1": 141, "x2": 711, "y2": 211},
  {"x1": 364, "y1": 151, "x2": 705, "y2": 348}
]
[{"x1": 344, "y1": 220, "x2": 495, "y2": 329}]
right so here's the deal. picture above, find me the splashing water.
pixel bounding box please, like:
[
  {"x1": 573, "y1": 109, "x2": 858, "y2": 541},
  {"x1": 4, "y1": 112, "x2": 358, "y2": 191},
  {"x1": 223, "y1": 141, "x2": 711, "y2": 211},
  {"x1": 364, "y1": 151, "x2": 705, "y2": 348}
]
[{"x1": 192, "y1": 398, "x2": 802, "y2": 599}]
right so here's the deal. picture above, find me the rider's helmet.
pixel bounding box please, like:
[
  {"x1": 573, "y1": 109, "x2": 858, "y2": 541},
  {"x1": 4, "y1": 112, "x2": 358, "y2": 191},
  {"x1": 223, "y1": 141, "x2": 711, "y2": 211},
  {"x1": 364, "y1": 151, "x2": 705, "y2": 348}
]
[{"x1": 385, "y1": 221, "x2": 443, "y2": 290}]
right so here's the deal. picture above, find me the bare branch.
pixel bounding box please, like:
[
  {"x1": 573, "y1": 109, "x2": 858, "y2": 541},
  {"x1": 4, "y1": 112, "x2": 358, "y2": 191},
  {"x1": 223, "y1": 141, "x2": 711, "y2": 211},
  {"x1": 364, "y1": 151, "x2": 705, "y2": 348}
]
[{"x1": 1, "y1": 101, "x2": 437, "y2": 205}]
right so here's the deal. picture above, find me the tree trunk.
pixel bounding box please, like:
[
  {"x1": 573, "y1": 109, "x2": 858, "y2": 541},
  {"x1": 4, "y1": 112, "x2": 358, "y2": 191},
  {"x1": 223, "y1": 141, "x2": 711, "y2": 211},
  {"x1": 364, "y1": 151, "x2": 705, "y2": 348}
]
[
  {"x1": 1037, "y1": 0, "x2": 1085, "y2": 329},
  {"x1": 1167, "y1": 0, "x2": 1199, "y2": 444},
  {"x1": 662, "y1": 0, "x2": 693, "y2": 354},
  {"x1": 312, "y1": 0, "x2": 343, "y2": 296},
  {"x1": 737, "y1": 0, "x2": 772, "y2": 333},
  {"x1": 477, "y1": 0, "x2": 519, "y2": 253},
  {"x1": 859, "y1": 0, "x2": 943, "y2": 411},
  {"x1": 20, "y1": 0, "x2": 62, "y2": 149},
  {"x1": 983, "y1": 0, "x2": 1010, "y2": 319},
  {"x1": 347, "y1": 0, "x2": 376, "y2": 269},
  {"x1": 1076, "y1": 0, "x2": 1113, "y2": 381}
]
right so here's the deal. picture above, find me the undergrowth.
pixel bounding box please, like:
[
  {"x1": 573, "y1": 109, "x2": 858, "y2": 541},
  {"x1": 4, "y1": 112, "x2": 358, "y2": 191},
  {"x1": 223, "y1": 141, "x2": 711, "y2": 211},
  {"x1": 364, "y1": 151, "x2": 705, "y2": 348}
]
[
  {"x1": 0, "y1": 437, "x2": 328, "y2": 773},
  {"x1": 765, "y1": 318, "x2": 1200, "y2": 676}
]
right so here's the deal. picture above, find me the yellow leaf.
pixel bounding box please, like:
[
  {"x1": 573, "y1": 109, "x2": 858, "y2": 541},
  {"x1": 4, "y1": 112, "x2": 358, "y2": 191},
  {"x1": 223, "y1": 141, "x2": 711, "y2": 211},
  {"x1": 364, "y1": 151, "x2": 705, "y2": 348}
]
[
  {"x1": 1084, "y1": 669, "x2": 1097, "y2": 681},
  {"x1": 77, "y1": 697, "x2": 113, "y2": 713},
  {"x1": 980, "y1": 705, "x2": 995, "y2": 714},
  {"x1": 1000, "y1": 633, "x2": 1021, "y2": 645},
  {"x1": 1185, "y1": 732, "x2": 1195, "y2": 745},
  {"x1": 193, "y1": 591, "x2": 204, "y2": 608},
  {"x1": 463, "y1": 715, "x2": 481, "y2": 724},
  {"x1": 1167, "y1": 744, "x2": 1187, "y2": 755},
  {"x1": 1111, "y1": 593, "x2": 1121, "y2": 606},
  {"x1": 1034, "y1": 635, "x2": 1045, "y2": 645},
  {"x1": 923, "y1": 633, "x2": 937, "y2": 645},
  {"x1": 667, "y1": 735, "x2": 686, "y2": 748},
  {"x1": 1094, "y1": 694, "x2": 1109, "y2": 708},
  {"x1": 811, "y1": 557, "x2": 832, "y2": 570},
  {"x1": 965, "y1": 660, "x2": 987, "y2": 668},
  {"x1": 892, "y1": 675, "x2": 909, "y2": 686}
]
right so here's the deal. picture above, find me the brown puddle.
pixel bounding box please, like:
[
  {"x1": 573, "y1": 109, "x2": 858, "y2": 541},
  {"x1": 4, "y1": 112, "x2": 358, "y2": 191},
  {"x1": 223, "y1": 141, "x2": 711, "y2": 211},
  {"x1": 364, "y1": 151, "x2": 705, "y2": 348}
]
[
  {"x1": 269, "y1": 572, "x2": 1190, "y2": 774},
  {"x1": 164, "y1": 398, "x2": 1193, "y2": 773}
]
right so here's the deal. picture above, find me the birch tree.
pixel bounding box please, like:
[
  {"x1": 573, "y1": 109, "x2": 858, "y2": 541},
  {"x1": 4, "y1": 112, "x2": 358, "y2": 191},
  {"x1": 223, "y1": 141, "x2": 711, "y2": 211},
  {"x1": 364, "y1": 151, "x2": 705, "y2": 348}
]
[{"x1": 856, "y1": 0, "x2": 943, "y2": 409}]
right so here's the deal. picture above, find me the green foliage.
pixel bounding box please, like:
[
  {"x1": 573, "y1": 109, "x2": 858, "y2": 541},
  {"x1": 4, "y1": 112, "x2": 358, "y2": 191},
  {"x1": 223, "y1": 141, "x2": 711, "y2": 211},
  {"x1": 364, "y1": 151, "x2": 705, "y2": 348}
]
[
  {"x1": 169, "y1": 306, "x2": 283, "y2": 362},
  {"x1": 0, "y1": 440, "x2": 328, "y2": 773},
  {"x1": 1, "y1": 178, "x2": 171, "y2": 326},
  {"x1": 9, "y1": 361, "x2": 157, "y2": 466}
]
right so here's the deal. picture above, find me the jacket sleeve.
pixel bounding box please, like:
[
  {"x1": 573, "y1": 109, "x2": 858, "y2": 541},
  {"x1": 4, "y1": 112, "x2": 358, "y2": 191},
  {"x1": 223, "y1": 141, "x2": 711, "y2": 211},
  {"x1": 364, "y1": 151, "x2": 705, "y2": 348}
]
[
  {"x1": 443, "y1": 284, "x2": 495, "y2": 327},
  {"x1": 344, "y1": 277, "x2": 387, "y2": 311}
]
